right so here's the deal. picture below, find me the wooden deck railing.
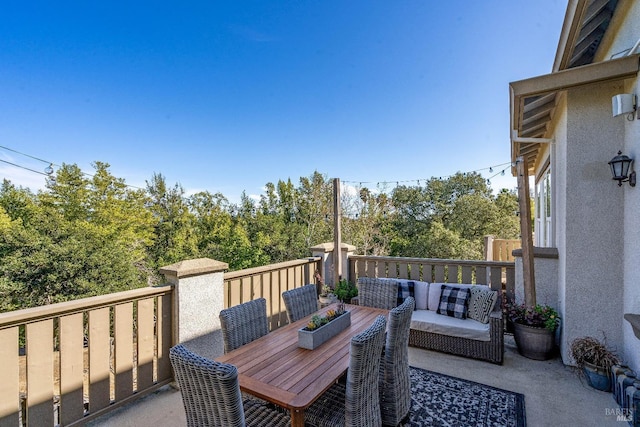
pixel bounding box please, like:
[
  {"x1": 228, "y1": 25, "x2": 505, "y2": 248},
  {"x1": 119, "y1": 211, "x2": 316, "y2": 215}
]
[
  {"x1": 484, "y1": 236, "x2": 521, "y2": 262},
  {"x1": 349, "y1": 255, "x2": 515, "y2": 303},
  {"x1": 0, "y1": 254, "x2": 510, "y2": 426},
  {"x1": 223, "y1": 257, "x2": 322, "y2": 331},
  {"x1": 491, "y1": 239, "x2": 521, "y2": 262},
  {"x1": 0, "y1": 286, "x2": 173, "y2": 427},
  {"x1": 0, "y1": 257, "x2": 322, "y2": 427}
]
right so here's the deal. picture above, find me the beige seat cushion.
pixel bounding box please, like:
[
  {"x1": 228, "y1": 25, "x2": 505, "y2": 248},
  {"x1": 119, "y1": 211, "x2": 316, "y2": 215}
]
[{"x1": 410, "y1": 309, "x2": 491, "y2": 341}]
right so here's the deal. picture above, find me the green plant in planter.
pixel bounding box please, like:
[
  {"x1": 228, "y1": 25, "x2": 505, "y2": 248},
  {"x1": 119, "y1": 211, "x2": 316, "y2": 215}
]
[
  {"x1": 506, "y1": 302, "x2": 560, "y2": 360},
  {"x1": 319, "y1": 284, "x2": 333, "y2": 298},
  {"x1": 506, "y1": 302, "x2": 560, "y2": 331},
  {"x1": 303, "y1": 304, "x2": 346, "y2": 331},
  {"x1": 334, "y1": 279, "x2": 358, "y2": 303},
  {"x1": 570, "y1": 335, "x2": 619, "y2": 391}
]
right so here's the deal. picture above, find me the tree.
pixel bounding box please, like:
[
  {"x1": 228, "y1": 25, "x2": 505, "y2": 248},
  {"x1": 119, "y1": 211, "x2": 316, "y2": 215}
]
[
  {"x1": 0, "y1": 180, "x2": 38, "y2": 226},
  {"x1": 388, "y1": 173, "x2": 517, "y2": 259},
  {"x1": 341, "y1": 186, "x2": 391, "y2": 255},
  {"x1": 0, "y1": 163, "x2": 159, "y2": 310},
  {"x1": 146, "y1": 173, "x2": 198, "y2": 268},
  {"x1": 189, "y1": 190, "x2": 269, "y2": 270},
  {"x1": 296, "y1": 171, "x2": 333, "y2": 249}
]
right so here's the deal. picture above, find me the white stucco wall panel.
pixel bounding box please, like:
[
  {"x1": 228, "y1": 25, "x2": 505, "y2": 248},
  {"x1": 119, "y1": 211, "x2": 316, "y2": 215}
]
[
  {"x1": 622, "y1": 73, "x2": 640, "y2": 370},
  {"x1": 514, "y1": 256, "x2": 558, "y2": 308},
  {"x1": 552, "y1": 95, "x2": 569, "y2": 360},
  {"x1": 560, "y1": 83, "x2": 625, "y2": 363},
  {"x1": 595, "y1": 0, "x2": 640, "y2": 374}
]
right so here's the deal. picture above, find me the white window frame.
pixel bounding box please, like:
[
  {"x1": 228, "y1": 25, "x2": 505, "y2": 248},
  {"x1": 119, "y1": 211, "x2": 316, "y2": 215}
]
[{"x1": 534, "y1": 168, "x2": 552, "y2": 247}]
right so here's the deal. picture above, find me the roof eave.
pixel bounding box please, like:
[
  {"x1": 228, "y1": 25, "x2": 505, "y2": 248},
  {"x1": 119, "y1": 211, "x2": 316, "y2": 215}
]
[{"x1": 510, "y1": 54, "x2": 640, "y2": 174}]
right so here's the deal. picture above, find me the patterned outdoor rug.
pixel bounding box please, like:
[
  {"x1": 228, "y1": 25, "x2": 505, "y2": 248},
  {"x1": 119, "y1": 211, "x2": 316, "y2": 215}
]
[{"x1": 402, "y1": 366, "x2": 526, "y2": 427}]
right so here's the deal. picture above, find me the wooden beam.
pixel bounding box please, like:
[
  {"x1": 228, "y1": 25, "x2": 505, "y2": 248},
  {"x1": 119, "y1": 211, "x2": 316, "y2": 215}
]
[
  {"x1": 511, "y1": 54, "x2": 640, "y2": 99},
  {"x1": 516, "y1": 157, "x2": 536, "y2": 306},
  {"x1": 333, "y1": 178, "x2": 342, "y2": 286},
  {"x1": 513, "y1": 136, "x2": 554, "y2": 144}
]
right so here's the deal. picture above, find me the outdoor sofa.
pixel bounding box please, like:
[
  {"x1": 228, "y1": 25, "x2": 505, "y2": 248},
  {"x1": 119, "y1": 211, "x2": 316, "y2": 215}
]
[{"x1": 354, "y1": 277, "x2": 504, "y2": 364}]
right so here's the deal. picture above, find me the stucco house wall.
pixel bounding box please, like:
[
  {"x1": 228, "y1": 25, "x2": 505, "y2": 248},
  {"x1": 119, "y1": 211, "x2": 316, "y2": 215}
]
[
  {"x1": 596, "y1": 0, "x2": 640, "y2": 372},
  {"x1": 561, "y1": 82, "x2": 625, "y2": 363},
  {"x1": 551, "y1": 95, "x2": 569, "y2": 359},
  {"x1": 514, "y1": 1, "x2": 640, "y2": 368}
]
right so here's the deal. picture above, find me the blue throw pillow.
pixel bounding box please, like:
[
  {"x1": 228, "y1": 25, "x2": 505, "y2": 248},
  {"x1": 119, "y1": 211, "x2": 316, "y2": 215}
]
[
  {"x1": 437, "y1": 285, "x2": 470, "y2": 319},
  {"x1": 397, "y1": 281, "x2": 415, "y2": 307}
]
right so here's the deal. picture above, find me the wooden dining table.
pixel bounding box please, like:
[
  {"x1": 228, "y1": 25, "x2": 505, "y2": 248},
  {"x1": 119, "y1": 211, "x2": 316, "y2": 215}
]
[{"x1": 215, "y1": 303, "x2": 388, "y2": 427}]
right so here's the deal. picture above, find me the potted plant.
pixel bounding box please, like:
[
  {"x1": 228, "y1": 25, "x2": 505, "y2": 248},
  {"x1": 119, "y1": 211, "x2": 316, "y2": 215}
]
[
  {"x1": 507, "y1": 302, "x2": 560, "y2": 360},
  {"x1": 298, "y1": 303, "x2": 351, "y2": 349},
  {"x1": 570, "y1": 336, "x2": 620, "y2": 391},
  {"x1": 318, "y1": 284, "x2": 335, "y2": 305},
  {"x1": 334, "y1": 279, "x2": 358, "y2": 303}
]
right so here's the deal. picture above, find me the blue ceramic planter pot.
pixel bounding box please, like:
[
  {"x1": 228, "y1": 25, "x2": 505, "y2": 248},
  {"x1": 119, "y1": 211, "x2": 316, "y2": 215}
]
[{"x1": 583, "y1": 361, "x2": 612, "y2": 392}]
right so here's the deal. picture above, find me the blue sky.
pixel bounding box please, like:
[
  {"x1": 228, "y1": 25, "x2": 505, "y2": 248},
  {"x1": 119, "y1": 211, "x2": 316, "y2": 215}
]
[{"x1": 0, "y1": 1, "x2": 567, "y2": 203}]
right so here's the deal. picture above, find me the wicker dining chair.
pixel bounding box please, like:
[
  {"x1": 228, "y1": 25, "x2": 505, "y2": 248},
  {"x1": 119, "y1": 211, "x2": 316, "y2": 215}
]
[
  {"x1": 282, "y1": 284, "x2": 319, "y2": 323},
  {"x1": 380, "y1": 296, "x2": 415, "y2": 426},
  {"x1": 357, "y1": 277, "x2": 399, "y2": 310},
  {"x1": 219, "y1": 297, "x2": 269, "y2": 353},
  {"x1": 169, "y1": 344, "x2": 291, "y2": 427},
  {"x1": 305, "y1": 315, "x2": 388, "y2": 427}
]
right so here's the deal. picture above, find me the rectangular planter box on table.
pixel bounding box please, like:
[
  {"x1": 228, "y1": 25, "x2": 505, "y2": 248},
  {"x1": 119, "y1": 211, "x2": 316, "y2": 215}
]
[{"x1": 298, "y1": 311, "x2": 351, "y2": 350}]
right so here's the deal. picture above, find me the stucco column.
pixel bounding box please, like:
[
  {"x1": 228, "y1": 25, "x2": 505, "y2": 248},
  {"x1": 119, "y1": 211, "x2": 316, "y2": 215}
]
[
  {"x1": 310, "y1": 242, "x2": 356, "y2": 287},
  {"x1": 512, "y1": 248, "x2": 559, "y2": 309},
  {"x1": 160, "y1": 258, "x2": 228, "y2": 359}
]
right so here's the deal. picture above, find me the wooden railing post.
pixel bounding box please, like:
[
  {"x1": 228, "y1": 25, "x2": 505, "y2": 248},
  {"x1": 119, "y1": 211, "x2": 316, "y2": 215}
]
[
  {"x1": 484, "y1": 235, "x2": 494, "y2": 261},
  {"x1": 160, "y1": 258, "x2": 229, "y2": 360}
]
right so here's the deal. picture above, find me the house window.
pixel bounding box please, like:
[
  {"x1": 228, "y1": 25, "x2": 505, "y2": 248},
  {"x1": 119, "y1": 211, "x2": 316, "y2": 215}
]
[{"x1": 534, "y1": 169, "x2": 552, "y2": 247}]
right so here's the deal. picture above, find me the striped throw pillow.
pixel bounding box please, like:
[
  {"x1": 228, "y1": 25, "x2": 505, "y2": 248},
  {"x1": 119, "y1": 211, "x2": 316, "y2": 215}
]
[{"x1": 467, "y1": 287, "x2": 498, "y2": 324}]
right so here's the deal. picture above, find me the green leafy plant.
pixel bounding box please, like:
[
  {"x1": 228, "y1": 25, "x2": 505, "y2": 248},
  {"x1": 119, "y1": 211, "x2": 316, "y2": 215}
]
[
  {"x1": 303, "y1": 304, "x2": 346, "y2": 331},
  {"x1": 319, "y1": 284, "x2": 333, "y2": 297},
  {"x1": 334, "y1": 279, "x2": 358, "y2": 302},
  {"x1": 506, "y1": 302, "x2": 560, "y2": 331}
]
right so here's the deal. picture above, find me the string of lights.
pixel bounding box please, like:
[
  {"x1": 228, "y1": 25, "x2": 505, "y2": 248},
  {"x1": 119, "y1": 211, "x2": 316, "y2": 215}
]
[
  {"x1": 342, "y1": 161, "x2": 514, "y2": 189},
  {"x1": 2, "y1": 144, "x2": 515, "y2": 195}
]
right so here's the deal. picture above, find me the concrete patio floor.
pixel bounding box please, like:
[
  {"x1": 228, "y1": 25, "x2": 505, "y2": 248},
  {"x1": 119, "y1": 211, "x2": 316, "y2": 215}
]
[{"x1": 87, "y1": 335, "x2": 624, "y2": 427}]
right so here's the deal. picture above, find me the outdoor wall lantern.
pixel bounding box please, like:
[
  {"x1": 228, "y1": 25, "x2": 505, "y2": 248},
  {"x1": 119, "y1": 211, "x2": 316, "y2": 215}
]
[{"x1": 608, "y1": 151, "x2": 636, "y2": 187}]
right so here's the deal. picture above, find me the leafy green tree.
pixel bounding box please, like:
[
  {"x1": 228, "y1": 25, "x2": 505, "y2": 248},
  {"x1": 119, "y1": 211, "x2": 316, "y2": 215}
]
[
  {"x1": 0, "y1": 180, "x2": 38, "y2": 226},
  {"x1": 0, "y1": 163, "x2": 157, "y2": 310},
  {"x1": 389, "y1": 173, "x2": 517, "y2": 259},
  {"x1": 0, "y1": 164, "x2": 523, "y2": 311},
  {"x1": 146, "y1": 173, "x2": 198, "y2": 268},
  {"x1": 493, "y1": 189, "x2": 520, "y2": 239},
  {"x1": 342, "y1": 186, "x2": 391, "y2": 255},
  {"x1": 296, "y1": 171, "x2": 333, "y2": 249},
  {"x1": 189, "y1": 190, "x2": 269, "y2": 270}
]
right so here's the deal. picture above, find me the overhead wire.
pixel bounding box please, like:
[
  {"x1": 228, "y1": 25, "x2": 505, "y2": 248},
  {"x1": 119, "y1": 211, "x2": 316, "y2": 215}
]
[
  {"x1": 0, "y1": 145, "x2": 144, "y2": 190},
  {"x1": 0, "y1": 158, "x2": 51, "y2": 176}
]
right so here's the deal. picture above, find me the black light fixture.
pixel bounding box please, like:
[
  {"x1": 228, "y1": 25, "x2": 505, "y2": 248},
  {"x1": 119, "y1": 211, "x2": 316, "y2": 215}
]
[{"x1": 608, "y1": 151, "x2": 636, "y2": 187}]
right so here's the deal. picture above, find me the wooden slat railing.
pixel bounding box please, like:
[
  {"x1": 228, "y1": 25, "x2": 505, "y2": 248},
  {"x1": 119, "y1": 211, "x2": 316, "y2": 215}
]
[
  {"x1": 0, "y1": 286, "x2": 173, "y2": 427},
  {"x1": 0, "y1": 253, "x2": 512, "y2": 426},
  {"x1": 349, "y1": 255, "x2": 515, "y2": 304},
  {"x1": 492, "y1": 239, "x2": 521, "y2": 262},
  {"x1": 223, "y1": 257, "x2": 322, "y2": 331}
]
